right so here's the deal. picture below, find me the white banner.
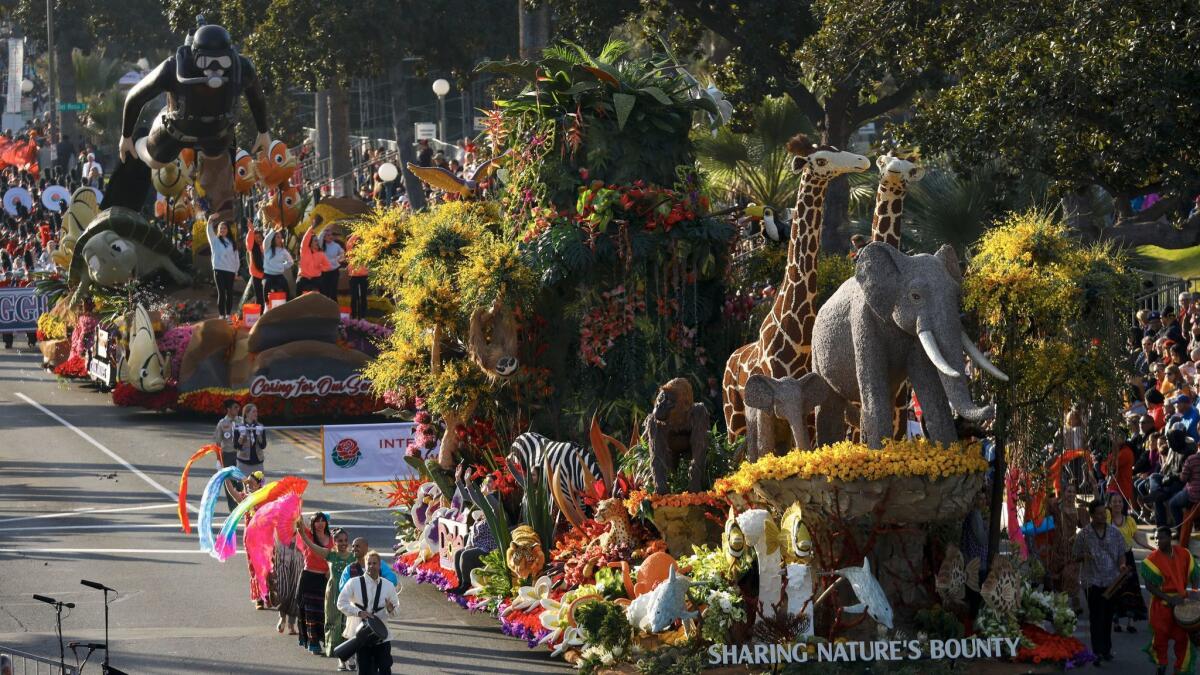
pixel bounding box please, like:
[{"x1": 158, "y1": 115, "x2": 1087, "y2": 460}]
[
  {"x1": 6, "y1": 39, "x2": 22, "y2": 115},
  {"x1": 321, "y1": 423, "x2": 421, "y2": 484}
]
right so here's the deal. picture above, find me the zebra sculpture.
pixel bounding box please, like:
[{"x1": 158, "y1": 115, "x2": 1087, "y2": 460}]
[{"x1": 505, "y1": 418, "x2": 622, "y2": 528}]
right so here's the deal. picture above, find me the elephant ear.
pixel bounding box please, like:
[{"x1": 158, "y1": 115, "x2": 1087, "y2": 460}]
[
  {"x1": 743, "y1": 374, "x2": 776, "y2": 411},
  {"x1": 855, "y1": 241, "x2": 906, "y2": 319},
  {"x1": 934, "y1": 244, "x2": 962, "y2": 283}
]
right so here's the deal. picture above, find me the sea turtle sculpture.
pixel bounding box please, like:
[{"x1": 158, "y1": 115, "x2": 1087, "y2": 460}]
[{"x1": 68, "y1": 206, "x2": 190, "y2": 304}]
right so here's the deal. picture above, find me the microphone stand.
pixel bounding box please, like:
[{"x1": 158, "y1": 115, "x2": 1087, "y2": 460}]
[
  {"x1": 81, "y1": 580, "x2": 115, "y2": 671},
  {"x1": 33, "y1": 595, "x2": 69, "y2": 672}
]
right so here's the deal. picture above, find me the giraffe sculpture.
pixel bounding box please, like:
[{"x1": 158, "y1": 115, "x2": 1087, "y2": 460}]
[
  {"x1": 723, "y1": 135, "x2": 870, "y2": 443},
  {"x1": 870, "y1": 151, "x2": 925, "y2": 248},
  {"x1": 870, "y1": 151, "x2": 925, "y2": 438}
]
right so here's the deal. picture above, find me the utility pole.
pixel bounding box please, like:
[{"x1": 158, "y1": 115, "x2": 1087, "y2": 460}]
[{"x1": 45, "y1": 0, "x2": 57, "y2": 136}]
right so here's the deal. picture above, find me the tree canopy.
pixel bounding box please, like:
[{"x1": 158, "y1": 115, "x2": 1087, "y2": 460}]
[{"x1": 905, "y1": 0, "x2": 1200, "y2": 247}]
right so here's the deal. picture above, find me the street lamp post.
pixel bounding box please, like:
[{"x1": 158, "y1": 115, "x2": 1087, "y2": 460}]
[
  {"x1": 432, "y1": 78, "x2": 449, "y2": 142},
  {"x1": 46, "y1": 0, "x2": 57, "y2": 135}
]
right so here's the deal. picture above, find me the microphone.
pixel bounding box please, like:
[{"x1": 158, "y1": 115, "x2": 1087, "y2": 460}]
[
  {"x1": 81, "y1": 579, "x2": 116, "y2": 592},
  {"x1": 33, "y1": 595, "x2": 74, "y2": 608}
]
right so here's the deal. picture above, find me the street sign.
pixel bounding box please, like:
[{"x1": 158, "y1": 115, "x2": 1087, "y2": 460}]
[
  {"x1": 414, "y1": 122, "x2": 436, "y2": 140},
  {"x1": 473, "y1": 116, "x2": 487, "y2": 131},
  {"x1": 58, "y1": 102, "x2": 87, "y2": 112}
]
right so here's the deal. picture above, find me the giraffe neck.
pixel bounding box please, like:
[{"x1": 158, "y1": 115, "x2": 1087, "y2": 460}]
[
  {"x1": 870, "y1": 182, "x2": 908, "y2": 249},
  {"x1": 754, "y1": 169, "x2": 829, "y2": 376}
]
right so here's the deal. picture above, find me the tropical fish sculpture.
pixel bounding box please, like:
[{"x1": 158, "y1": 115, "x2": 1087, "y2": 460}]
[
  {"x1": 51, "y1": 187, "x2": 98, "y2": 269},
  {"x1": 255, "y1": 140, "x2": 297, "y2": 187},
  {"x1": 935, "y1": 544, "x2": 981, "y2": 608},
  {"x1": 980, "y1": 555, "x2": 1022, "y2": 621},
  {"x1": 121, "y1": 304, "x2": 165, "y2": 392},
  {"x1": 233, "y1": 149, "x2": 258, "y2": 194}
]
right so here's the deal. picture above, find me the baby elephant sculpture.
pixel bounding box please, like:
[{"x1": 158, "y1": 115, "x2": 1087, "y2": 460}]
[
  {"x1": 742, "y1": 372, "x2": 833, "y2": 459},
  {"x1": 811, "y1": 242, "x2": 1008, "y2": 447},
  {"x1": 643, "y1": 378, "x2": 709, "y2": 494}
]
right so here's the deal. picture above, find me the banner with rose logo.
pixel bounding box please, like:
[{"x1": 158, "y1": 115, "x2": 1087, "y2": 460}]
[{"x1": 321, "y1": 423, "x2": 422, "y2": 484}]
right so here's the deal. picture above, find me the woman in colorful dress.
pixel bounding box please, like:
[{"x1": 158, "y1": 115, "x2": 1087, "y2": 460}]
[
  {"x1": 297, "y1": 523, "x2": 356, "y2": 669},
  {"x1": 296, "y1": 511, "x2": 333, "y2": 655}
]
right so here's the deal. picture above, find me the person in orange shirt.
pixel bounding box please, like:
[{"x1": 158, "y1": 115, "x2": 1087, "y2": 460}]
[
  {"x1": 345, "y1": 234, "x2": 369, "y2": 319},
  {"x1": 297, "y1": 224, "x2": 330, "y2": 295},
  {"x1": 1140, "y1": 526, "x2": 1199, "y2": 675}
]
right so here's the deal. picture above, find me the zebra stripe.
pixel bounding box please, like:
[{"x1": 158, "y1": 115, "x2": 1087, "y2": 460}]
[{"x1": 506, "y1": 432, "x2": 603, "y2": 502}]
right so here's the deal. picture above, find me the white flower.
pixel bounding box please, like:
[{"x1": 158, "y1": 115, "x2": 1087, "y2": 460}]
[
  {"x1": 463, "y1": 567, "x2": 488, "y2": 597},
  {"x1": 537, "y1": 597, "x2": 566, "y2": 646},
  {"x1": 550, "y1": 625, "x2": 585, "y2": 658},
  {"x1": 504, "y1": 575, "x2": 552, "y2": 615}
]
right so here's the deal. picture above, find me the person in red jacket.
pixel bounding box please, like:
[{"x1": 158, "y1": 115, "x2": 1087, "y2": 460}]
[
  {"x1": 297, "y1": 224, "x2": 330, "y2": 295},
  {"x1": 245, "y1": 226, "x2": 265, "y2": 307}
]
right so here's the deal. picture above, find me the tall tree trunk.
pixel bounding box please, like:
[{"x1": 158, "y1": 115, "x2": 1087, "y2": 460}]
[
  {"x1": 820, "y1": 106, "x2": 851, "y2": 254},
  {"x1": 314, "y1": 90, "x2": 330, "y2": 178},
  {"x1": 56, "y1": 43, "x2": 79, "y2": 141},
  {"x1": 388, "y1": 61, "x2": 426, "y2": 212},
  {"x1": 1061, "y1": 188, "x2": 1101, "y2": 242},
  {"x1": 327, "y1": 82, "x2": 352, "y2": 197},
  {"x1": 519, "y1": 1, "x2": 550, "y2": 59}
]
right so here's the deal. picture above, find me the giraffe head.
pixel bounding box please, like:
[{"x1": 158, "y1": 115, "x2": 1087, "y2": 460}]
[
  {"x1": 876, "y1": 151, "x2": 925, "y2": 190},
  {"x1": 787, "y1": 134, "x2": 870, "y2": 180}
]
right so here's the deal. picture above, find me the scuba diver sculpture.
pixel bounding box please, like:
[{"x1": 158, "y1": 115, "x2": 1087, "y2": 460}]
[{"x1": 119, "y1": 20, "x2": 270, "y2": 231}]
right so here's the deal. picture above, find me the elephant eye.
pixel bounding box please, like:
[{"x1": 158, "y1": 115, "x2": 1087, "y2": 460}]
[{"x1": 910, "y1": 291, "x2": 922, "y2": 301}]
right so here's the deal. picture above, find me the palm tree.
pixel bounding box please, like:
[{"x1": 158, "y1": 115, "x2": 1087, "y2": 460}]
[
  {"x1": 71, "y1": 49, "x2": 128, "y2": 155},
  {"x1": 694, "y1": 95, "x2": 816, "y2": 211}
]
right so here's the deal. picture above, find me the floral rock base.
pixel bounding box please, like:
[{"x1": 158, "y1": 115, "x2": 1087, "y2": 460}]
[{"x1": 729, "y1": 472, "x2": 985, "y2": 525}]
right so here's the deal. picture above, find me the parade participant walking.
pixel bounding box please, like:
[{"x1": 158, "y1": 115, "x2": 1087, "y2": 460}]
[
  {"x1": 207, "y1": 220, "x2": 240, "y2": 319},
  {"x1": 296, "y1": 524, "x2": 356, "y2": 668},
  {"x1": 213, "y1": 399, "x2": 241, "y2": 509},
  {"x1": 297, "y1": 512, "x2": 333, "y2": 655},
  {"x1": 298, "y1": 224, "x2": 331, "y2": 295},
  {"x1": 1107, "y1": 493, "x2": 1148, "y2": 633},
  {"x1": 1073, "y1": 499, "x2": 1127, "y2": 662},
  {"x1": 339, "y1": 537, "x2": 397, "y2": 590},
  {"x1": 346, "y1": 234, "x2": 369, "y2": 319},
  {"x1": 336, "y1": 551, "x2": 397, "y2": 674},
  {"x1": 1140, "y1": 526, "x2": 1199, "y2": 675},
  {"x1": 273, "y1": 539, "x2": 304, "y2": 637},
  {"x1": 262, "y1": 229, "x2": 293, "y2": 300},
  {"x1": 226, "y1": 470, "x2": 268, "y2": 608},
  {"x1": 233, "y1": 403, "x2": 267, "y2": 476},
  {"x1": 320, "y1": 228, "x2": 344, "y2": 301}
]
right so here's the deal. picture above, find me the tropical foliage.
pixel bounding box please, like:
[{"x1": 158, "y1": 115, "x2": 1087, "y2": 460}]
[{"x1": 694, "y1": 95, "x2": 814, "y2": 211}]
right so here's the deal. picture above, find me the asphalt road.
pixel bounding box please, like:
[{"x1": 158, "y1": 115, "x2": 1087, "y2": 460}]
[{"x1": 0, "y1": 348, "x2": 568, "y2": 675}]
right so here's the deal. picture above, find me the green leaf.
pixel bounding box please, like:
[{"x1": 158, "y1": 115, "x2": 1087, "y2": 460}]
[
  {"x1": 639, "y1": 86, "x2": 673, "y2": 106},
  {"x1": 613, "y1": 93, "x2": 637, "y2": 130}
]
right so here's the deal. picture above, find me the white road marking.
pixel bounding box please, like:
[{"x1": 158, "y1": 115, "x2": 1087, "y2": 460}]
[
  {"x1": 0, "y1": 503, "x2": 177, "y2": 524},
  {"x1": 2, "y1": 523, "x2": 396, "y2": 532},
  {"x1": 15, "y1": 392, "x2": 182, "y2": 503},
  {"x1": 0, "y1": 548, "x2": 395, "y2": 556}
]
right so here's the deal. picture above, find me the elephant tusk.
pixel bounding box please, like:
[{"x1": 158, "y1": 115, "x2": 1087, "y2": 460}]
[
  {"x1": 961, "y1": 332, "x2": 1010, "y2": 382},
  {"x1": 918, "y1": 330, "x2": 962, "y2": 379}
]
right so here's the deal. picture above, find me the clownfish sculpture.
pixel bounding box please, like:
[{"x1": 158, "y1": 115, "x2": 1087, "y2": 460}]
[
  {"x1": 234, "y1": 149, "x2": 258, "y2": 194},
  {"x1": 122, "y1": 304, "x2": 166, "y2": 393},
  {"x1": 260, "y1": 185, "x2": 301, "y2": 229},
  {"x1": 255, "y1": 140, "x2": 297, "y2": 187}
]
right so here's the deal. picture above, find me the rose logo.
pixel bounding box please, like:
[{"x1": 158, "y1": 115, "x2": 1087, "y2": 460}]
[{"x1": 332, "y1": 438, "x2": 361, "y2": 469}]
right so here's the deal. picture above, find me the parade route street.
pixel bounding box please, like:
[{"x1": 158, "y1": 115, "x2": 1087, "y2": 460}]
[{"x1": 0, "y1": 350, "x2": 569, "y2": 674}]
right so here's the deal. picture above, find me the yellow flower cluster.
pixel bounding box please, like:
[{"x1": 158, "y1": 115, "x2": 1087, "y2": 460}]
[
  {"x1": 37, "y1": 313, "x2": 68, "y2": 340},
  {"x1": 712, "y1": 438, "x2": 987, "y2": 495}
]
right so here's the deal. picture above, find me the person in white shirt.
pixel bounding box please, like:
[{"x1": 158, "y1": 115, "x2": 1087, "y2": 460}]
[
  {"x1": 336, "y1": 551, "x2": 396, "y2": 674},
  {"x1": 207, "y1": 220, "x2": 241, "y2": 318},
  {"x1": 82, "y1": 153, "x2": 103, "y2": 188},
  {"x1": 320, "y1": 228, "x2": 344, "y2": 301},
  {"x1": 261, "y1": 229, "x2": 294, "y2": 300}
]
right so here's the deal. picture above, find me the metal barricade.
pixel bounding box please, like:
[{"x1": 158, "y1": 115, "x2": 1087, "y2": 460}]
[{"x1": 0, "y1": 646, "x2": 77, "y2": 674}]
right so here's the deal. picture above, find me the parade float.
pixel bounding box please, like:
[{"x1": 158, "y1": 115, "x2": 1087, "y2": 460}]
[
  {"x1": 345, "y1": 43, "x2": 1109, "y2": 673},
  {"x1": 33, "y1": 22, "x2": 390, "y2": 420}
]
